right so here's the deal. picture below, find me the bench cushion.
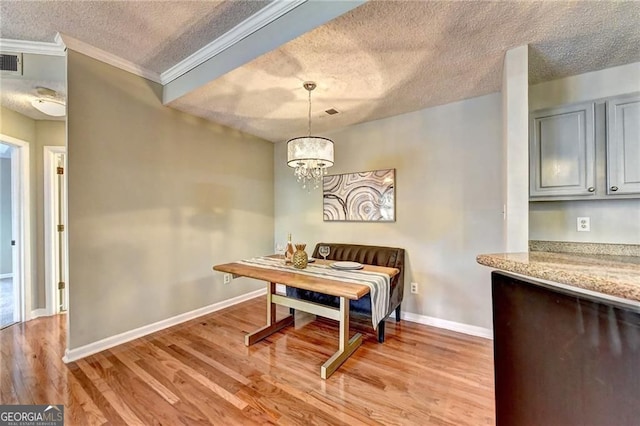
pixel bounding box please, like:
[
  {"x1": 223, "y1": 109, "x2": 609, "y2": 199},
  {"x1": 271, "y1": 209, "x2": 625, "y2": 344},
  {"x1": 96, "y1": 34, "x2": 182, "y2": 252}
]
[{"x1": 286, "y1": 243, "x2": 405, "y2": 326}]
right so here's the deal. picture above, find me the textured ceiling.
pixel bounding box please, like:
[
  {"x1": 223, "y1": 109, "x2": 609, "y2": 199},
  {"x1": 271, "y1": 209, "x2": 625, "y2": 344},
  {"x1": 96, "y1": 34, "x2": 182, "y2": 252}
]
[
  {"x1": 0, "y1": 0, "x2": 270, "y2": 72},
  {"x1": 1, "y1": 78, "x2": 66, "y2": 121},
  {"x1": 170, "y1": 0, "x2": 640, "y2": 141},
  {"x1": 0, "y1": 53, "x2": 67, "y2": 120},
  {"x1": 1, "y1": 1, "x2": 639, "y2": 141},
  {"x1": 0, "y1": 0, "x2": 269, "y2": 120}
]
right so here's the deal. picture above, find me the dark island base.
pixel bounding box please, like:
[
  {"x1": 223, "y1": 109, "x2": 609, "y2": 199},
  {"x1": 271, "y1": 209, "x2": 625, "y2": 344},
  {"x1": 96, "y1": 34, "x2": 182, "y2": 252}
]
[{"x1": 492, "y1": 271, "x2": 640, "y2": 426}]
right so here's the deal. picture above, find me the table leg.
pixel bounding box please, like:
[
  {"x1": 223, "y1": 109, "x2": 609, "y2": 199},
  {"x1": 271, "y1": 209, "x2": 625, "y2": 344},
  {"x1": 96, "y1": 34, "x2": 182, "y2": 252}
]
[
  {"x1": 320, "y1": 296, "x2": 362, "y2": 379},
  {"x1": 245, "y1": 282, "x2": 293, "y2": 346},
  {"x1": 267, "y1": 282, "x2": 276, "y2": 325}
]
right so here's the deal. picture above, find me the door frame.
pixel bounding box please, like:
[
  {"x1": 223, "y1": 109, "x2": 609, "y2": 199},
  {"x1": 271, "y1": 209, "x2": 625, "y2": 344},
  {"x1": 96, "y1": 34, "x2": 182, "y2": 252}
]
[
  {"x1": 44, "y1": 145, "x2": 68, "y2": 315},
  {"x1": 0, "y1": 133, "x2": 31, "y2": 322}
]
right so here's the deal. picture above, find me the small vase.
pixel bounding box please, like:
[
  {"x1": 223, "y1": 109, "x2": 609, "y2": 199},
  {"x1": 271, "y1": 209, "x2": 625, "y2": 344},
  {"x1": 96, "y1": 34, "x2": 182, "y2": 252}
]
[{"x1": 292, "y1": 244, "x2": 308, "y2": 269}]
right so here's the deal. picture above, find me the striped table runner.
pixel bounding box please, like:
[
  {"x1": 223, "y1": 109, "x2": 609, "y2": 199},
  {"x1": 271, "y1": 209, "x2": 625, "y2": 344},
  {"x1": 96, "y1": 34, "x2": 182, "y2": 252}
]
[{"x1": 237, "y1": 256, "x2": 390, "y2": 330}]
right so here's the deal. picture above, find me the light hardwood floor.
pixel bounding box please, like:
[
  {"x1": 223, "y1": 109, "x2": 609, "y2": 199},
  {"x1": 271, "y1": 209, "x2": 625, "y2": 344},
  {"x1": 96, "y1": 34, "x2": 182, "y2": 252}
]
[{"x1": 0, "y1": 297, "x2": 495, "y2": 425}]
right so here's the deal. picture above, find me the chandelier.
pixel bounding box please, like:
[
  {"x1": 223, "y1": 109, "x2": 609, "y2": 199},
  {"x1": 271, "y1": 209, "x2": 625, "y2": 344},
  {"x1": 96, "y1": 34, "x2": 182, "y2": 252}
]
[{"x1": 287, "y1": 82, "x2": 334, "y2": 189}]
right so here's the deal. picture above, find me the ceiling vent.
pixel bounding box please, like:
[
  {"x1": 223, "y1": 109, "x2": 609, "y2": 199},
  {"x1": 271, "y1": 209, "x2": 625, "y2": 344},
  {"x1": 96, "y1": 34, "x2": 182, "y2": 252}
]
[
  {"x1": 325, "y1": 108, "x2": 339, "y2": 115},
  {"x1": 1, "y1": 53, "x2": 23, "y2": 75}
]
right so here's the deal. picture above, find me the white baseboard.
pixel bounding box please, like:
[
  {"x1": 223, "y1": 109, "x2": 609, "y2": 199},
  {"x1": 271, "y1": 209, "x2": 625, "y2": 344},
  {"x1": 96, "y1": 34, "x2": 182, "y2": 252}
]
[
  {"x1": 0, "y1": 273, "x2": 13, "y2": 279},
  {"x1": 30, "y1": 308, "x2": 48, "y2": 319},
  {"x1": 401, "y1": 312, "x2": 493, "y2": 340},
  {"x1": 63, "y1": 288, "x2": 266, "y2": 363}
]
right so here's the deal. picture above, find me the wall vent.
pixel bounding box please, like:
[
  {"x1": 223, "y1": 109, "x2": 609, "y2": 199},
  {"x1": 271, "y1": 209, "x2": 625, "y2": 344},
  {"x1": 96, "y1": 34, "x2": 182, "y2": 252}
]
[{"x1": 1, "y1": 53, "x2": 23, "y2": 75}]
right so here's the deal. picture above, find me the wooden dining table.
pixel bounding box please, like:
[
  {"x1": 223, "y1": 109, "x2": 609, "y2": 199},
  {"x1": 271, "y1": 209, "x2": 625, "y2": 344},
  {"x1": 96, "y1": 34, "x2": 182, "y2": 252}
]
[{"x1": 213, "y1": 257, "x2": 399, "y2": 379}]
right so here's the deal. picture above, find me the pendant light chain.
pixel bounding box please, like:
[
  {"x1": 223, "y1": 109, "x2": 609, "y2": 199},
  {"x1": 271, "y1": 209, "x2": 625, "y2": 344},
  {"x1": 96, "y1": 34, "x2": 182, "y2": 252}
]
[{"x1": 307, "y1": 87, "x2": 312, "y2": 137}]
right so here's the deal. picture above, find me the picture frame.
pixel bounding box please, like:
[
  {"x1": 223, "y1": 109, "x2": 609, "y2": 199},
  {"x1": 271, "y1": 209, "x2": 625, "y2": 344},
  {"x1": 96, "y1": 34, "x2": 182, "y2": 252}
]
[{"x1": 323, "y1": 168, "x2": 395, "y2": 222}]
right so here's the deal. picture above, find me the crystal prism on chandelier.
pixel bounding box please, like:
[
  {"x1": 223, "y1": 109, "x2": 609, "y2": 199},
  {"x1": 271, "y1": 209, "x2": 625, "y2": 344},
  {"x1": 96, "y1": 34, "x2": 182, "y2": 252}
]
[{"x1": 287, "y1": 82, "x2": 334, "y2": 189}]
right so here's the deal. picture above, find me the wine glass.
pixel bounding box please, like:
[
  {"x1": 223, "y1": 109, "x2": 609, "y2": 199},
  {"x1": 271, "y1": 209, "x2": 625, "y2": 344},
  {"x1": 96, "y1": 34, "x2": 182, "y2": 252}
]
[
  {"x1": 275, "y1": 243, "x2": 285, "y2": 261},
  {"x1": 318, "y1": 245, "x2": 330, "y2": 261}
]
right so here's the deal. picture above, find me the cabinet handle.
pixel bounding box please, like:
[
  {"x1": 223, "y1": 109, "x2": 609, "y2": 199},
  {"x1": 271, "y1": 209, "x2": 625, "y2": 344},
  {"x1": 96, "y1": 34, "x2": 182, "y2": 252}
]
[
  {"x1": 610, "y1": 186, "x2": 619, "y2": 192},
  {"x1": 588, "y1": 187, "x2": 595, "y2": 192}
]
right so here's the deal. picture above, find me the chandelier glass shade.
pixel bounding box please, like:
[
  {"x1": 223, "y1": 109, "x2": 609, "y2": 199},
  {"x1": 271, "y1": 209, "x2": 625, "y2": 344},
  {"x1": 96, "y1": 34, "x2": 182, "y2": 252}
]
[
  {"x1": 287, "y1": 136, "x2": 334, "y2": 188},
  {"x1": 286, "y1": 82, "x2": 334, "y2": 189}
]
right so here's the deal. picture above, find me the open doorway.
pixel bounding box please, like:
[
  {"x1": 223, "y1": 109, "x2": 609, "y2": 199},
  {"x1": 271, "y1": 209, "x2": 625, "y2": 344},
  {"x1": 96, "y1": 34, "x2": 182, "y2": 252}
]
[
  {"x1": 0, "y1": 135, "x2": 31, "y2": 328},
  {"x1": 0, "y1": 143, "x2": 16, "y2": 328}
]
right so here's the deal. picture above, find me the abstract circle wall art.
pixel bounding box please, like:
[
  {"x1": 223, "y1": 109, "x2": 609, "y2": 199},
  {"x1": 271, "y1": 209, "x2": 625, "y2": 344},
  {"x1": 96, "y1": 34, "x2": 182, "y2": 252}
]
[{"x1": 323, "y1": 169, "x2": 395, "y2": 222}]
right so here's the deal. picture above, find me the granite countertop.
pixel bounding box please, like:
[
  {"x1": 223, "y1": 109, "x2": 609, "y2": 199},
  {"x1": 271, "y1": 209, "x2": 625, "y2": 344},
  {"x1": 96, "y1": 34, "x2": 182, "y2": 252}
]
[{"x1": 477, "y1": 244, "x2": 640, "y2": 303}]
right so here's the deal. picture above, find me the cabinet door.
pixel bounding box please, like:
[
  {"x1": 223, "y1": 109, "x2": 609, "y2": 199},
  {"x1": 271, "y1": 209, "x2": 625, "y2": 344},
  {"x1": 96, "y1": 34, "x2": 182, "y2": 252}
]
[
  {"x1": 530, "y1": 103, "x2": 596, "y2": 198},
  {"x1": 492, "y1": 272, "x2": 640, "y2": 426},
  {"x1": 607, "y1": 94, "x2": 640, "y2": 195}
]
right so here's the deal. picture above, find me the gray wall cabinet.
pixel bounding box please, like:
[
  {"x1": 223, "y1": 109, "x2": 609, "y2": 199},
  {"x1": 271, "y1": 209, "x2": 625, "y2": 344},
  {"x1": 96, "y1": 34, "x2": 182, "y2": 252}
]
[
  {"x1": 529, "y1": 102, "x2": 596, "y2": 198},
  {"x1": 530, "y1": 93, "x2": 640, "y2": 201},
  {"x1": 607, "y1": 94, "x2": 640, "y2": 195}
]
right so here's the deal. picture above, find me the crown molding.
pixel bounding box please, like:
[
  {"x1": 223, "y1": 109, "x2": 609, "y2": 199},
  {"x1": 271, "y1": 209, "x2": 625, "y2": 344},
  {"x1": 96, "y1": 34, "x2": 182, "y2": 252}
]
[
  {"x1": 0, "y1": 37, "x2": 65, "y2": 56},
  {"x1": 57, "y1": 32, "x2": 162, "y2": 84},
  {"x1": 163, "y1": 0, "x2": 364, "y2": 103},
  {"x1": 2, "y1": 0, "x2": 332, "y2": 91},
  {"x1": 159, "y1": 0, "x2": 307, "y2": 84}
]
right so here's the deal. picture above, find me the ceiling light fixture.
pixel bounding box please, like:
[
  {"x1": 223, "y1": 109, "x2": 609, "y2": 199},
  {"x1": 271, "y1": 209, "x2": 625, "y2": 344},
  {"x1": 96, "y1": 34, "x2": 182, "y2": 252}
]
[
  {"x1": 31, "y1": 98, "x2": 66, "y2": 117},
  {"x1": 31, "y1": 87, "x2": 66, "y2": 117},
  {"x1": 287, "y1": 81, "x2": 334, "y2": 190}
]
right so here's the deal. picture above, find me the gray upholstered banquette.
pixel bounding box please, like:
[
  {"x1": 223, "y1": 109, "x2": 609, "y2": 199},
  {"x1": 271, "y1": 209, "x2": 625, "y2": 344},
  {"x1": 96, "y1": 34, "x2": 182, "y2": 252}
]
[{"x1": 286, "y1": 242, "x2": 405, "y2": 342}]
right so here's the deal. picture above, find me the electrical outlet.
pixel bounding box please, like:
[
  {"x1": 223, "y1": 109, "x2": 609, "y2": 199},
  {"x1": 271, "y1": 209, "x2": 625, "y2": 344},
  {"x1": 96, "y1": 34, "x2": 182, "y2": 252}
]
[
  {"x1": 223, "y1": 273, "x2": 232, "y2": 284},
  {"x1": 577, "y1": 217, "x2": 590, "y2": 232},
  {"x1": 411, "y1": 282, "x2": 419, "y2": 294}
]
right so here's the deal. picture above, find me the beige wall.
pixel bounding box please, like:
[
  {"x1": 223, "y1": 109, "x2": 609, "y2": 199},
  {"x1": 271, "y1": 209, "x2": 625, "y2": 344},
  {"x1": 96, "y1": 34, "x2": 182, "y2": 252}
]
[
  {"x1": 275, "y1": 93, "x2": 504, "y2": 330},
  {"x1": 530, "y1": 199, "x2": 640, "y2": 244},
  {"x1": 66, "y1": 50, "x2": 274, "y2": 349},
  {"x1": 0, "y1": 106, "x2": 36, "y2": 142},
  {"x1": 529, "y1": 63, "x2": 640, "y2": 244}
]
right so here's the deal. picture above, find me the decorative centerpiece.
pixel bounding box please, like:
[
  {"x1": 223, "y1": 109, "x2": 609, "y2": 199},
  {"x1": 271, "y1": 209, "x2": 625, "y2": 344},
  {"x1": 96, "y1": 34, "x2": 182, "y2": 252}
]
[{"x1": 292, "y1": 244, "x2": 308, "y2": 269}]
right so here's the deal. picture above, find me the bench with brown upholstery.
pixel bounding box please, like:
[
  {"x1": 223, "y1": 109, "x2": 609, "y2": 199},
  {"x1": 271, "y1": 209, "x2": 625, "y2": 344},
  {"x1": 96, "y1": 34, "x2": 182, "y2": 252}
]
[{"x1": 286, "y1": 242, "x2": 405, "y2": 342}]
